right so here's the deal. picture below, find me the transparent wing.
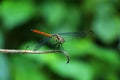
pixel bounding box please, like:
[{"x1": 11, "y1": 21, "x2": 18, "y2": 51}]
[
  {"x1": 34, "y1": 37, "x2": 51, "y2": 51},
  {"x1": 58, "y1": 30, "x2": 93, "y2": 37}
]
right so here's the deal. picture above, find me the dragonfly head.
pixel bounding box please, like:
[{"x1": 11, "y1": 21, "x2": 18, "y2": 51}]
[{"x1": 52, "y1": 34, "x2": 65, "y2": 44}]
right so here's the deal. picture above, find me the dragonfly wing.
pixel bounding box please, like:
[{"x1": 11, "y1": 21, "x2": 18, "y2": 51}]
[
  {"x1": 34, "y1": 37, "x2": 51, "y2": 51},
  {"x1": 58, "y1": 30, "x2": 93, "y2": 37}
]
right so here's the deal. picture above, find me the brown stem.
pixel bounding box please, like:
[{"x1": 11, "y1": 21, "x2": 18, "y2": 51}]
[{"x1": 0, "y1": 49, "x2": 70, "y2": 63}]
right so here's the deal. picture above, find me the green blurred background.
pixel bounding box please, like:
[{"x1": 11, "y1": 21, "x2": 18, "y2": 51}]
[{"x1": 0, "y1": 0, "x2": 120, "y2": 80}]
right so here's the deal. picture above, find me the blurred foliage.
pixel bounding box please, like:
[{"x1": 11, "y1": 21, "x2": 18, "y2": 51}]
[{"x1": 0, "y1": 0, "x2": 120, "y2": 80}]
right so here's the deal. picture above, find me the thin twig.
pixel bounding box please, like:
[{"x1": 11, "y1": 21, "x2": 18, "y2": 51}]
[{"x1": 0, "y1": 49, "x2": 70, "y2": 63}]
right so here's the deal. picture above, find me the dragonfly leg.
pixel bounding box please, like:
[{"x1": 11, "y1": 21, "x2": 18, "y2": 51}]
[
  {"x1": 53, "y1": 42, "x2": 59, "y2": 49},
  {"x1": 54, "y1": 43, "x2": 58, "y2": 47},
  {"x1": 60, "y1": 44, "x2": 64, "y2": 50}
]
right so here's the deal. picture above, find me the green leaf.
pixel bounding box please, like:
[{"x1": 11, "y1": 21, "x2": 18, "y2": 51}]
[
  {"x1": 50, "y1": 61, "x2": 94, "y2": 80},
  {"x1": 1, "y1": 1, "x2": 34, "y2": 30},
  {"x1": 0, "y1": 31, "x2": 4, "y2": 48},
  {"x1": 0, "y1": 54, "x2": 10, "y2": 80},
  {"x1": 93, "y1": 4, "x2": 119, "y2": 44},
  {"x1": 40, "y1": 2, "x2": 67, "y2": 26},
  {"x1": 11, "y1": 56, "x2": 48, "y2": 80}
]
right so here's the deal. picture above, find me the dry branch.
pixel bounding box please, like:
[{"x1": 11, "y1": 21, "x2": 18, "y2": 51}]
[{"x1": 0, "y1": 49, "x2": 70, "y2": 63}]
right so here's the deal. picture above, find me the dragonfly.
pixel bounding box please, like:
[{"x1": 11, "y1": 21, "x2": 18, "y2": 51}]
[{"x1": 31, "y1": 29, "x2": 93, "y2": 63}]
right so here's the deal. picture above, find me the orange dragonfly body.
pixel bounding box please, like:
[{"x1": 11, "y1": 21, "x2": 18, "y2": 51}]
[
  {"x1": 32, "y1": 29, "x2": 52, "y2": 37},
  {"x1": 31, "y1": 29, "x2": 65, "y2": 50},
  {"x1": 31, "y1": 29, "x2": 92, "y2": 63}
]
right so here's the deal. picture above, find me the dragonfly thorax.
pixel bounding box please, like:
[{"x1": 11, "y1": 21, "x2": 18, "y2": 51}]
[{"x1": 51, "y1": 34, "x2": 65, "y2": 44}]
